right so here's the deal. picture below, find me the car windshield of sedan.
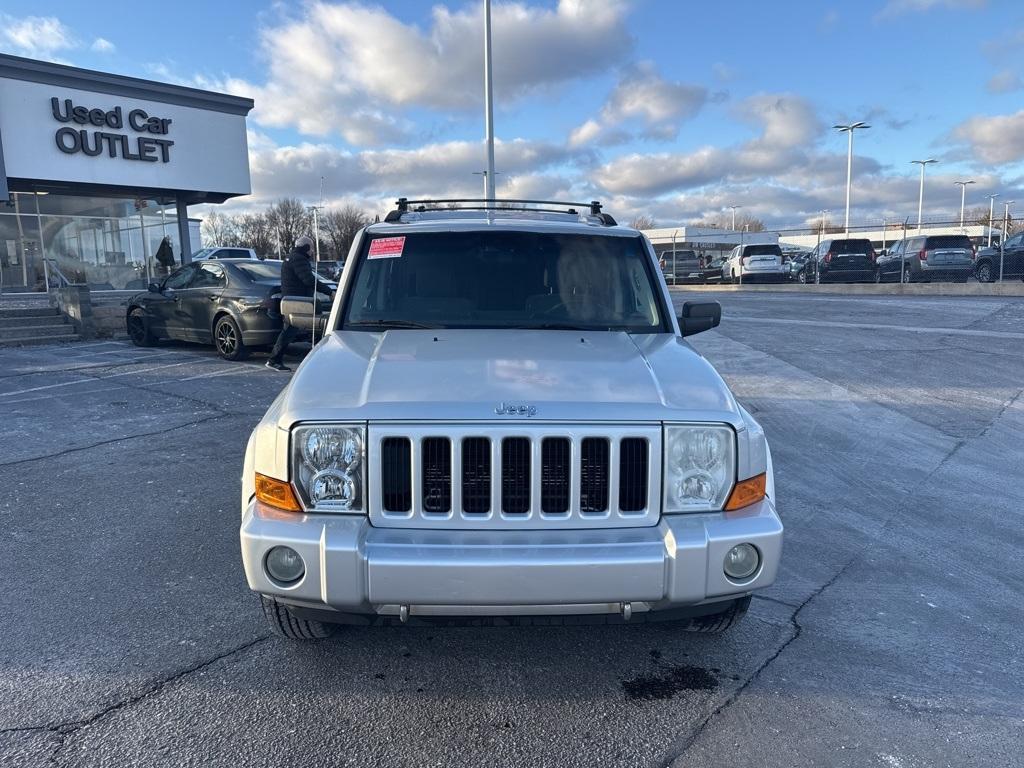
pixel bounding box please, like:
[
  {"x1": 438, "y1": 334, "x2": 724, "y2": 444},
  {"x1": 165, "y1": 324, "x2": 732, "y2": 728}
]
[{"x1": 342, "y1": 230, "x2": 665, "y2": 332}]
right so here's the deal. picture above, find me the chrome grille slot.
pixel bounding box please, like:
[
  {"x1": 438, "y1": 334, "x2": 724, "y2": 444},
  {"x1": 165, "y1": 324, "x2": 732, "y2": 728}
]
[
  {"x1": 580, "y1": 437, "x2": 609, "y2": 513},
  {"x1": 619, "y1": 437, "x2": 648, "y2": 512},
  {"x1": 501, "y1": 437, "x2": 531, "y2": 514},
  {"x1": 461, "y1": 437, "x2": 491, "y2": 514},
  {"x1": 541, "y1": 437, "x2": 571, "y2": 513},
  {"x1": 381, "y1": 437, "x2": 412, "y2": 512},
  {"x1": 369, "y1": 424, "x2": 660, "y2": 530},
  {"x1": 421, "y1": 437, "x2": 451, "y2": 513}
]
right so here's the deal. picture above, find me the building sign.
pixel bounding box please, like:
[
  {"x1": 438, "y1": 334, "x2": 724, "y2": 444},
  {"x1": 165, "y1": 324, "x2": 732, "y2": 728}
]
[
  {"x1": 51, "y1": 97, "x2": 174, "y2": 163},
  {"x1": 0, "y1": 77, "x2": 251, "y2": 198}
]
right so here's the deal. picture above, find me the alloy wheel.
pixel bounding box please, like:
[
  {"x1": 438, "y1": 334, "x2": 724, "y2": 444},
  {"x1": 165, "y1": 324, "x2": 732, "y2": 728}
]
[{"x1": 217, "y1": 321, "x2": 237, "y2": 356}]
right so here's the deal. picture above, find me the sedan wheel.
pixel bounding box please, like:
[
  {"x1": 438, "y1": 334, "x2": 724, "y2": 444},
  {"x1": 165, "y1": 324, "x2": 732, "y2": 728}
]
[
  {"x1": 214, "y1": 316, "x2": 249, "y2": 361},
  {"x1": 127, "y1": 308, "x2": 157, "y2": 347}
]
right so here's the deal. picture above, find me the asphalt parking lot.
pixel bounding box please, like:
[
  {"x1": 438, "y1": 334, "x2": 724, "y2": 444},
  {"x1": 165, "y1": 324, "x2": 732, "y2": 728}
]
[{"x1": 2, "y1": 292, "x2": 1022, "y2": 767}]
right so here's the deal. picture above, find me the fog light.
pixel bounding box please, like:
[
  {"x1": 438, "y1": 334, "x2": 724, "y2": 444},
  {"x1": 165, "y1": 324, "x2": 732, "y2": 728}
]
[
  {"x1": 723, "y1": 543, "x2": 760, "y2": 580},
  {"x1": 265, "y1": 546, "x2": 305, "y2": 583}
]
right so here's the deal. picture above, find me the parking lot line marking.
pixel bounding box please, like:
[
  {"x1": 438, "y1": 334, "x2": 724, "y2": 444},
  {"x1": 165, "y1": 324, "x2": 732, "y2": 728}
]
[
  {"x1": 177, "y1": 365, "x2": 252, "y2": 382},
  {"x1": 0, "y1": 361, "x2": 212, "y2": 397},
  {"x1": 725, "y1": 316, "x2": 1024, "y2": 340}
]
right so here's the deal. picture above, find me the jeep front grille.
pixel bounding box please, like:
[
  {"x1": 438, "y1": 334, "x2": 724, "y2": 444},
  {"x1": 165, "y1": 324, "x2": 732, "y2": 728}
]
[{"x1": 368, "y1": 424, "x2": 661, "y2": 529}]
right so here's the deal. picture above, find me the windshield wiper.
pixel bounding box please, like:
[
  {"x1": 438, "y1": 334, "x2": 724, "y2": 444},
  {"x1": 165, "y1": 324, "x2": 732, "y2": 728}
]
[{"x1": 346, "y1": 319, "x2": 437, "y2": 330}]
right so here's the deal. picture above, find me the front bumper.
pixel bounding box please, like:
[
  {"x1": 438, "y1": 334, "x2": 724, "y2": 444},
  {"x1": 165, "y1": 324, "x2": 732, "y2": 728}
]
[{"x1": 240, "y1": 496, "x2": 783, "y2": 618}]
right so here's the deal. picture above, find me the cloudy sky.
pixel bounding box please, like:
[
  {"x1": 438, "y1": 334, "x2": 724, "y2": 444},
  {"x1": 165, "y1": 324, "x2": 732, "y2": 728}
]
[{"x1": 3, "y1": 0, "x2": 1024, "y2": 228}]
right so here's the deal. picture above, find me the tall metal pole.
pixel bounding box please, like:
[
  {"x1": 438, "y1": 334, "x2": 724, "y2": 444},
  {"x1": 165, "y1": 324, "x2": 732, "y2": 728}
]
[
  {"x1": 955, "y1": 180, "x2": 975, "y2": 230},
  {"x1": 987, "y1": 194, "x2": 999, "y2": 247},
  {"x1": 1001, "y1": 201, "x2": 1013, "y2": 282},
  {"x1": 729, "y1": 205, "x2": 741, "y2": 230},
  {"x1": 483, "y1": 0, "x2": 496, "y2": 204},
  {"x1": 910, "y1": 158, "x2": 936, "y2": 232},
  {"x1": 835, "y1": 122, "x2": 870, "y2": 235},
  {"x1": 844, "y1": 128, "x2": 853, "y2": 234}
]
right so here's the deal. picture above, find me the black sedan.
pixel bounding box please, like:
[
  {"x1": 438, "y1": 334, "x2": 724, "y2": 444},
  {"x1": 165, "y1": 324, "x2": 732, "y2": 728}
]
[
  {"x1": 677, "y1": 258, "x2": 726, "y2": 285},
  {"x1": 125, "y1": 259, "x2": 333, "y2": 360}
]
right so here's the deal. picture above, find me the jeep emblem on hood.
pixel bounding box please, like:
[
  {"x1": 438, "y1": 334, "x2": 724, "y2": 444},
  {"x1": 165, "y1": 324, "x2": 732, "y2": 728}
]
[{"x1": 495, "y1": 402, "x2": 537, "y2": 417}]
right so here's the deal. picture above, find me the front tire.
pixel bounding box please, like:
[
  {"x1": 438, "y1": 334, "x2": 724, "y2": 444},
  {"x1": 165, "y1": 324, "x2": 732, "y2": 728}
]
[
  {"x1": 975, "y1": 262, "x2": 992, "y2": 282},
  {"x1": 684, "y1": 596, "x2": 751, "y2": 633},
  {"x1": 127, "y1": 308, "x2": 157, "y2": 347},
  {"x1": 214, "y1": 315, "x2": 249, "y2": 361},
  {"x1": 901, "y1": 268, "x2": 912, "y2": 284},
  {"x1": 873, "y1": 268, "x2": 881, "y2": 284},
  {"x1": 261, "y1": 595, "x2": 335, "y2": 640}
]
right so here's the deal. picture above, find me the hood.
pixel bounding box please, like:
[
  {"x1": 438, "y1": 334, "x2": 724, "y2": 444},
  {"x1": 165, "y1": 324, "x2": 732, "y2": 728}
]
[{"x1": 275, "y1": 329, "x2": 739, "y2": 426}]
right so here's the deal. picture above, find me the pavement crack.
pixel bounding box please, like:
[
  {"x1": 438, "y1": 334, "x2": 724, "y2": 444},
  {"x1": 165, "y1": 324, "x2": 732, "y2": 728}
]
[
  {"x1": 751, "y1": 593, "x2": 800, "y2": 609},
  {"x1": 3, "y1": 634, "x2": 272, "y2": 764},
  {"x1": 658, "y1": 429, "x2": 971, "y2": 767},
  {"x1": 0, "y1": 412, "x2": 238, "y2": 468},
  {"x1": 657, "y1": 561, "x2": 853, "y2": 768}
]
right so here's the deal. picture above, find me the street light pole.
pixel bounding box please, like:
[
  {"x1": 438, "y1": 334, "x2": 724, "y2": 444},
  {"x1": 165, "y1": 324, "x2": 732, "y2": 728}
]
[
  {"x1": 987, "y1": 194, "x2": 999, "y2": 247},
  {"x1": 482, "y1": 0, "x2": 496, "y2": 204},
  {"x1": 955, "y1": 180, "x2": 975, "y2": 229},
  {"x1": 1001, "y1": 200, "x2": 1014, "y2": 282},
  {"x1": 910, "y1": 158, "x2": 937, "y2": 231},
  {"x1": 835, "y1": 122, "x2": 870, "y2": 235}
]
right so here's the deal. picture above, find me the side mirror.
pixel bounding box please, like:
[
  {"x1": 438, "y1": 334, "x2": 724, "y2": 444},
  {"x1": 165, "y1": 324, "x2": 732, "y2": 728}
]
[
  {"x1": 678, "y1": 300, "x2": 721, "y2": 337},
  {"x1": 147, "y1": 282, "x2": 161, "y2": 293},
  {"x1": 280, "y1": 295, "x2": 329, "y2": 333}
]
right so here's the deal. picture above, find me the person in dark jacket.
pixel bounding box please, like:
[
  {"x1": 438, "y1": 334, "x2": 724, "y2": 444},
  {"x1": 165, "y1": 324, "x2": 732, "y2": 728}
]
[
  {"x1": 154, "y1": 236, "x2": 175, "y2": 275},
  {"x1": 266, "y1": 235, "x2": 317, "y2": 371}
]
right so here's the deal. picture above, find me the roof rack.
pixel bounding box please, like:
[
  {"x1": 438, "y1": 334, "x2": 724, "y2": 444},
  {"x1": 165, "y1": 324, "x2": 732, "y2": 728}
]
[{"x1": 384, "y1": 198, "x2": 618, "y2": 226}]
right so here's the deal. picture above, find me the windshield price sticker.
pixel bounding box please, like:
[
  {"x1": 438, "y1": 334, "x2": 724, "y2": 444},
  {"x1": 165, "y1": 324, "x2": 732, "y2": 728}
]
[{"x1": 368, "y1": 237, "x2": 406, "y2": 259}]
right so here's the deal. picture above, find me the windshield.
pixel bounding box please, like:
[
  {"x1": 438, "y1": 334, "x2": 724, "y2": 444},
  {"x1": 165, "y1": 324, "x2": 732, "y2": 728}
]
[
  {"x1": 926, "y1": 236, "x2": 972, "y2": 249},
  {"x1": 743, "y1": 245, "x2": 782, "y2": 256},
  {"x1": 830, "y1": 239, "x2": 873, "y2": 253},
  {"x1": 342, "y1": 231, "x2": 665, "y2": 332}
]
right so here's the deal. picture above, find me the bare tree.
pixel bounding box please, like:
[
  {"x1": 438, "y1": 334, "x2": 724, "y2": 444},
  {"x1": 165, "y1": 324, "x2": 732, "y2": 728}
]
[
  {"x1": 201, "y1": 210, "x2": 237, "y2": 246},
  {"x1": 266, "y1": 198, "x2": 311, "y2": 256},
  {"x1": 629, "y1": 214, "x2": 656, "y2": 230},
  {"x1": 235, "y1": 212, "x2": 276, "y2": 258},
  {"x1": 806, "y1": 217, "x2": 843, "y2": 235},
  {"x1": 690, "y1": 212, "x2": 766, "y2": 232},
  {"x1": 321, "y1": 205, "x2": 370, "y2": 260}
]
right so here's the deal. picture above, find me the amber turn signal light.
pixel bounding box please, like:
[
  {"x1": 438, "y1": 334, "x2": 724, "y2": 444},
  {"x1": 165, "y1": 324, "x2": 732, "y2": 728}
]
[
  {"x1": 255, "y1": 473, "x2": 302, "y2": 512},
  {"x1": 724, "y1": 473, "x2": 767, "y2": 511}
]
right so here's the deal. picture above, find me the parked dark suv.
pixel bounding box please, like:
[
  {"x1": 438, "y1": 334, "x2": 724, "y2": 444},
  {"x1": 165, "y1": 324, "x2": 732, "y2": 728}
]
[
  {"x1": 877, "y1": 235, "x2": 975, "y2": 283},
  {"x1": 811, "y1": 238, "x2": 876, "y2": 283},
  {"x1": 975, "y1": 232, "x2": 1024, "y2": 282}
]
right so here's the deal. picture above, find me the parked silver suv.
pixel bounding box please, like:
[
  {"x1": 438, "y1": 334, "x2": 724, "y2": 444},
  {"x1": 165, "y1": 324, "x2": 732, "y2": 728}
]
[{"x1": 240, "y1": 199, "x2": 783, "y2": 639}]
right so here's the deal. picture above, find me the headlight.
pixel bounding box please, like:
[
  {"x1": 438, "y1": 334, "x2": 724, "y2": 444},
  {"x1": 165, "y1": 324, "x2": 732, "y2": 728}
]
[
  {"x1": 291, "y1": 424, "x2": 365, "y2": 512},
  {"x1": 663, "y1": 425, "x2": 735, "y2": 512}
]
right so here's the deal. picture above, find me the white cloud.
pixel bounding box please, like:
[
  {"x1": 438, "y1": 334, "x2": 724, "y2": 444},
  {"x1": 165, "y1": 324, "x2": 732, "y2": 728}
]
[
  {"x1": 952, "y1": 110, "x2": 1024, "y2": 164},
  {"x1": 986, "y1": 70, "x2": 1022, "y2": 94},
  {"x1": 243, "y1": 136, "x2": 579, "y2": 206},
  {"x1": 567, "y1": 63, "x2": 707, "y2": 147},
  {"x1": 876, "y1": 0, "x2": 985, "y2": 18},
  {"x1": 91, "y1": 37, "x2": 115, "y2": 53},
  {"x1": 239, "y1": 0, "x2": 632, "y2": 145},
  {"x1": 592, "y1": 93, "x2": 823, "y2": 196},
  {"x1": 0, "y1": 15, "x2": 76, "y2": 61}
]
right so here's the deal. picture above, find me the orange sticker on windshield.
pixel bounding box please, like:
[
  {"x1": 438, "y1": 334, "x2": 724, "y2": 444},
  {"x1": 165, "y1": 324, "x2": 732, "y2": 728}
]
[{"x1": 368, "y1": 236, "x2": 406, "y2": 259}]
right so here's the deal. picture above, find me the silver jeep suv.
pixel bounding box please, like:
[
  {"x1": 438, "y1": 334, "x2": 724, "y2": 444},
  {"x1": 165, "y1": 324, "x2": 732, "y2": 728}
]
[{"x1": 240, "y1": 199, "x2": 783, "y2": 639}]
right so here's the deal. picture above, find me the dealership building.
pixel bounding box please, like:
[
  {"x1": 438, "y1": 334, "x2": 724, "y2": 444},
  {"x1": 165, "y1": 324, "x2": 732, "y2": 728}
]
[{"x1": 0, "y1": 53, "x2": 253, "y2": 292}]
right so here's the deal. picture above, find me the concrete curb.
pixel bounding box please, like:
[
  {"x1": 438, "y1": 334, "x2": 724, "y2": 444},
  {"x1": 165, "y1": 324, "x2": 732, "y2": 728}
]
[{"x1": 669, "y1": 282, "x2": 1024, "y2": 297}]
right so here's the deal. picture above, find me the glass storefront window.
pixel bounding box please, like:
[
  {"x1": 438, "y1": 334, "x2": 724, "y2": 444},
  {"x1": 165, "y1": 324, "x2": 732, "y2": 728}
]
[{"x1": 0, "y1": 192, "x2": 186, "y2": 291}]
